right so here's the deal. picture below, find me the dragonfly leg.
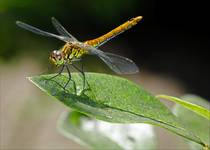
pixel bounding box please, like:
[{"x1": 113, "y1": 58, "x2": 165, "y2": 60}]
[
  {"x1": 72, "y1": 61, "x2": 90, "y2": 92},
  {"x1": 80, "y1": 60, "x2": 90, "y2": 90},
  {"x1": 48, "y1": 65, "x2": 65, "y2": 81},
  {"x1": 65, "y1": 65, "x2": 76, "y2": 93}
]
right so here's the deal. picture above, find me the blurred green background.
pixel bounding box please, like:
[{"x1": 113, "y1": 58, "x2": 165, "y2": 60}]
[{"x1": 0, "y1": 0, "x2": 209, "y2": 149}]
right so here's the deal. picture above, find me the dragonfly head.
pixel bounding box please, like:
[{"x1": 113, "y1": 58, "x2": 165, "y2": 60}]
[{"x1": 49, "y1": 50, "x2": 65, "y2": 67}]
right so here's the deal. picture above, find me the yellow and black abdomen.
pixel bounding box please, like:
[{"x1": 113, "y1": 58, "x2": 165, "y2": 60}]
[{"x1": 61, "y1": 43, "x2": 87, "y2": 61}]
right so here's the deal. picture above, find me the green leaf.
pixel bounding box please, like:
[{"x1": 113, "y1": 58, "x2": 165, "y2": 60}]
[
  {"x1": 58, "y1": 111, "x2": 157, "y2": 150},
  {"x1": 28, "y1": 73, "x2": 205, "y2": 147},
  {"x1": 172, "y1": 95, "x2": 210, "y2": 150},
  {"x1": 156, "y1": 95, "x2": 210, "y2": 120}
]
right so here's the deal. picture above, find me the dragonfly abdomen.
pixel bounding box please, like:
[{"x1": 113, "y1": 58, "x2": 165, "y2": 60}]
[{"x1": 85, "y1": 16, "x2": 142, "y2": 47}]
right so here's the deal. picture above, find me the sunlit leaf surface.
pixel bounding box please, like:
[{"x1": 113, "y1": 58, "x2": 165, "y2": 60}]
[{"x1": 29, "y1": 73, "x2": 205, "y2": 146}]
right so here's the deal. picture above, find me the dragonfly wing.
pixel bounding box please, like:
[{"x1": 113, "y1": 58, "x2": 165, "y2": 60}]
[
  {"x1": 51, "y1": 17, "x2": 78, "y2": 41},
  {"x1": 103, "y1": 52, "x2": 139, "y2": 74},
  {"x1": 82, "y1": 43, "x2": 139, "y2": 74},
  {"x1": 87, "y1": 47, "x2": 122, "y2": 74},
  {"x1": 16, "y1": 21, "x2": 72, "y2": 42}
]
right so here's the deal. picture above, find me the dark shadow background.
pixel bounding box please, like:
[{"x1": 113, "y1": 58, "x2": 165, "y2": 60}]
[{"x1": 1, "y1": 0, "x2": 210, "y2": 99}]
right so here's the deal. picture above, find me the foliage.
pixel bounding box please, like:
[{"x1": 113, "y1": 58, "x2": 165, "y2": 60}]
[{"x1": 29, "y1": 72, "x2": 209, "y2": 149}]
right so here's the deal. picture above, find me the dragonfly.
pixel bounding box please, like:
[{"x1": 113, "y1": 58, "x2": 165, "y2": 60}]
[{"x1": 16, "y1": 16, "x2": 142, "y2": 92}]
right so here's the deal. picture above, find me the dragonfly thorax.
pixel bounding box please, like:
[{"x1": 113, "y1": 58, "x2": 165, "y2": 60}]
[{"x1": 49, "y1": 50, "x2": 65, "y2": 66}]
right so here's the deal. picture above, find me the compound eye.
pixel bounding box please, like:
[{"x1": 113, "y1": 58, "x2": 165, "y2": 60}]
[
  {"x1": 56, "y1": 51, "x2": 59, "y2": 55},
  {"x1": 52, "y1": 50, "x2": 57, "y2": 55},
  {"x1": 54, "y1": 50, "x2": 63, "y2": 60},
  {"x1": 53, "y1": 50, "x2": 59, "y2": 56}
]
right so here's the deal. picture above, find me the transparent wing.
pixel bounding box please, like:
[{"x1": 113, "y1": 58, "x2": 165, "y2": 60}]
[
  {"x1": 51, "y1": 17, "x2": 78, "y2": 41},
  {"x1": 16, "y1": 21, "x2": 72, "y2": 42},
  {"x1": 103, "y1": 52, "x2": 139, "y2": 74},
  {"x1": 77, "y1": 42, "x2": 139, "y2": 74}
]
